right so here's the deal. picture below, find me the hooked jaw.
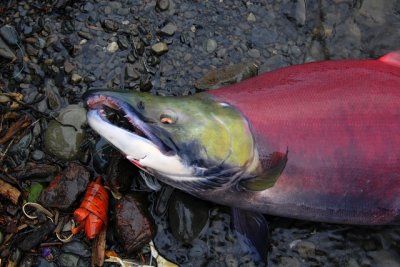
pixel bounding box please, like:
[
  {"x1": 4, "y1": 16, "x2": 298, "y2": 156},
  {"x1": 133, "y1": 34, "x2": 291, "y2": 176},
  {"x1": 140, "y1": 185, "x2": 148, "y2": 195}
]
[{"x1": 86, "y1": 94, "x2": 193, "y2": 176}]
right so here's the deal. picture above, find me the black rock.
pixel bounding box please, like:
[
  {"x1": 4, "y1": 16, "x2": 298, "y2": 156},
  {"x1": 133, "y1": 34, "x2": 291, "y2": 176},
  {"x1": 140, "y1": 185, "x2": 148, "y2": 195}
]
[
  {"x1": 18, "y1": 220, "x2": 56, "y2": 251},
  {"x1": 0, "y1": 25, "x2": 19, "y2": 45}
]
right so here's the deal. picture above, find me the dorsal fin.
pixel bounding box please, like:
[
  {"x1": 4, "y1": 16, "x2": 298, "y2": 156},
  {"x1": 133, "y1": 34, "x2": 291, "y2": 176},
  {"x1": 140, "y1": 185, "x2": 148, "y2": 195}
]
[{"x1": 378, "y1": 50, "x2": 400, "y2": 68}]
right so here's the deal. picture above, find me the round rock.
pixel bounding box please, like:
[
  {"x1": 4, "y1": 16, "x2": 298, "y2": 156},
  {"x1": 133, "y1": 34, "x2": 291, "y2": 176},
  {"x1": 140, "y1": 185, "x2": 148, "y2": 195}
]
[{"x1": 44, "y1": 105, "x2": 87, "y2": 160}]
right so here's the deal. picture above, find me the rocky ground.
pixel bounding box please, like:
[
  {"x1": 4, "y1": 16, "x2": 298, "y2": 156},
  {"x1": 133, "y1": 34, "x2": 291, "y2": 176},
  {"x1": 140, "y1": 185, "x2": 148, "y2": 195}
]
[{"x1": 0, "y1": 0, "x2": 400, "y2": 266}]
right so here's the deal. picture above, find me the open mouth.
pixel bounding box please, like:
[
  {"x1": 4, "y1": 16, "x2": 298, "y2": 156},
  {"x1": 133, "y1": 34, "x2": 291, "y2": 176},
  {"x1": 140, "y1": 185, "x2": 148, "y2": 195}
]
[
  {"x1": 87, "y1": 95, "x2": 147, "y2": 139},
  {"x1": 86, "y1": 94, "x2": 172, "y2": 157}
]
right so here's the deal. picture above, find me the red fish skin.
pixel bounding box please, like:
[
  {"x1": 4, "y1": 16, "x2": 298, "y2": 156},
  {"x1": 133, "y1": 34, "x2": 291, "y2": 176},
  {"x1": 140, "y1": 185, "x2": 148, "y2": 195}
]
[{"x1": 206, "y1": 59, "x2": 400, "y2": 225}]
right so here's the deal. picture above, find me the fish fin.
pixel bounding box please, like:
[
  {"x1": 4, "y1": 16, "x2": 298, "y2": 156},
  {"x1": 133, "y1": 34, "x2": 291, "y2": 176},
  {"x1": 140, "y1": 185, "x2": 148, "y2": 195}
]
[
  {"x1": 231, "y1": 208, "x2": 270, "y2": 264},
  {"x1": 378, "y1": 50, "x2": 400, "y2": 68},
  {"x1": 241, "y1": 149, "x2": 288, "y2": 191}
]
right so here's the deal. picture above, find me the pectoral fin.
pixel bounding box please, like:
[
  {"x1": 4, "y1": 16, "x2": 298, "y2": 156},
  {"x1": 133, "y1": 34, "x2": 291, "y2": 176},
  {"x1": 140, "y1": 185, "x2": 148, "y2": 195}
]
[{"x1": 241, "y1": 150, "x2": 288, "y2": 191}]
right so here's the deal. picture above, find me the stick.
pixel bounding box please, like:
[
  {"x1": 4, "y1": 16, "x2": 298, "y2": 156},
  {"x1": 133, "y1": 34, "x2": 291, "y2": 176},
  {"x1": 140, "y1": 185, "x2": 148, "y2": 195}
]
[
  {"x1": 0, "y1": 179, "x2": 20, "y2": 205},
  {"x1": 91, "y1": 226, "x2": 107, "y2": 267}
]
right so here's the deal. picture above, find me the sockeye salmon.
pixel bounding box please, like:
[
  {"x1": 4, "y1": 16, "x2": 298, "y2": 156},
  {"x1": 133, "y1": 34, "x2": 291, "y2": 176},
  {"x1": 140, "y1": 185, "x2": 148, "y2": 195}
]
[{"x1": 85, "y1": 50, "x2": 400, "y2": 225}]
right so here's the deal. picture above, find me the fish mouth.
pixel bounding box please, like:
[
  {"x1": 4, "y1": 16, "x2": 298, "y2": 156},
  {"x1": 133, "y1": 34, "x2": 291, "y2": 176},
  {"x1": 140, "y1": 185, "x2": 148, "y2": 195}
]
[{"x1": 85, "y1": 93, "x2": 174, "y2": 170}]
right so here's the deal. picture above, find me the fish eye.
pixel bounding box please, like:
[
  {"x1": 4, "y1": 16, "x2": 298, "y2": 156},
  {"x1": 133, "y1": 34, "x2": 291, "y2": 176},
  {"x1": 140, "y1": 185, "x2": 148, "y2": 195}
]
[{"x1": 160, "y1": 113, "x2": 176, "y2": 124}]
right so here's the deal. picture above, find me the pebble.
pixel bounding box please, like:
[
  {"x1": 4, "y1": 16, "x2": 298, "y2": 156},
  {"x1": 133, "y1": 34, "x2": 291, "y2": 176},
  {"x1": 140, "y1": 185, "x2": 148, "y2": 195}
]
[
  {"x1": 156, "y1": 0, "x2": 170, "y2": 11},
  {"x1": 368, "y1": 250, "x2": 400, "y2": 267},
  {"x1": 248, "y1": 48, "x2": 261, "y2": 58},
  {"x1": 44, "y1": 105, "x2": 87, "y2": 160},
  {"x1": 32, "y1": 150, "x2": 45, "y2": 161},
  {"x1": 126, "y1": 64, "x2": 140, "y2": 80},
  {"x1": 61, "y1": 241, "x2": 91, "y2": 258},
  {"x1": 82, "y1": 2, "x2": 94, "y2": 13},
  {"x1": 160, "y1": 23, "x2": 177, "y2": 36},
  {"x1": 247, "y1": 13, "x2": 256, "y2": 22},
  {"x1": 206, "y1": 38, "x2": 217, "y2": 53},
  {"x1": 63, "y1": 61, "x2": 75, "y2": 74},
  {"x1": 102, "y1": 19, "x2": 119, "y2": 32},
  {"x1": 77, "y1": 31, "x2": 93, "y2": 40},
  {"x1": 290, "y1": 240, "x2": 316, "y2": 259},
  {"x1": 0, "y1": 25, "x2": 19, "y2": 45},
  {"x1": 277, "y1": 256, "x2": 301, "y2": 267},
  {"x1": 107, "y1": 41, "x2": 119, "y2": 53},
  {"x1": 71, "y1": 73, "x2": 82, "y2": 84},
  {"x1": 0, "y1": 37, "x2": 16, "y2": 60},
  {"x1": 151, "y1": 42, "x2": 169, "y2": 55},
  {"x1": 56, "y1": 253, "x2": 80, "y2": 267}
]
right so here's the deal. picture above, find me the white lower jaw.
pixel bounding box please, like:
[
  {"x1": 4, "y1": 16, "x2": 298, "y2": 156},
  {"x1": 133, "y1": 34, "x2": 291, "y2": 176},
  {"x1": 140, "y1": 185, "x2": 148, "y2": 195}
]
[{"x1": 87, "y1": 110, "x2": 193, "y2": 176}]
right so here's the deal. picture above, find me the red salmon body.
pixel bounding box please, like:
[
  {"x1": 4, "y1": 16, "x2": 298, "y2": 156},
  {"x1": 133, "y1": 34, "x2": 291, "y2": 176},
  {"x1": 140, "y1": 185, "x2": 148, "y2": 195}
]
[{"x1": 207, "y1": 54, "x2": 400, "y2": 224}]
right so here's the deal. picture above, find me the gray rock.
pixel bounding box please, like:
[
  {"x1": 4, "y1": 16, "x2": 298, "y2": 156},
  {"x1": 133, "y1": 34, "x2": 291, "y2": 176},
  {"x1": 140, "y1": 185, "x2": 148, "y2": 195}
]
[
  {"x1": 44, "y1": 105, "x2": 87, "y2": 160},
  {"x1": 77, "y1": 31, "x2": 93, "y2": 40},
  {"x1": 368, "y1": 250, "x2": 400, "y2": 267},
  {"x1": 277, "y1": 256, "x2": 301, "y2": 267},
  {"x1": 290, "y1": 240, "x2": 316, "y2": 259},
  {"x1": 248, "y1": 48, "x2": 261, "y2": 58},
  {"x1": 151, "y1": 42, "x2": 169, "y2": 55},
  {"x1": 82, "y1": 2, "x2": 94, "y2": 12},
  {"x1": 32, "y1": 150, "x2": 45, "y2": 161},
  {"x1": 0, "y1": 37, "x2": 16, "y2": 60},
  {"x1": 295, "y1": 0, "x2": 306, "y2": 26},
  {"x1": 61, "y1": 241, "x2": 91, "y2": 258},
  {"x1": 206, "y1": 39, "x2": 217, "y2": 53},
  {"x1": 56, "y1": 253, "x2": 80, "y2": 267},
  {"x1": 0, "y1": 25, "x2": 19, "y2": 45},
  {"x1": 126, "y1": 64, "x2": 140, "y2": 80},
  {"x1": 156, "y1": 0, "x2": 170, "y2": 11},
  {"x1": 102, "y1": 19, "x2": 119, "y2": 32},
  {"x1": 160, "y1": 23, "x2": 177, "y2": 36}
]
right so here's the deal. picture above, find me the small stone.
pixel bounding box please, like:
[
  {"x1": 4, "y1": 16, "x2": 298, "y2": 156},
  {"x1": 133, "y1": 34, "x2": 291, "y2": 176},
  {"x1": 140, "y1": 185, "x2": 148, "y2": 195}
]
[
  {"x1": 82, "y1": 2, "x2": 94, "y2": 12},
  {"x1": 0, "y1": 25, "x2": 19, "y2": 45},
  {"x1": 61, "y1": 241, "x2": 91, "y2": 258},
  {"x1": 63, "y1": 61, "x2": 75, "y2": 74},
  {"x1": 368, "y1": 250, "x2": 400, "y2": 267},
  {"x1": 102, "y1": 19, "x2": 119, "y2": 32},
  {"x1": 247, "y1": 13, "x2": 256, "y2": 22},
  {"x1": 156, "y1": 0, "x2": 169, "y2": 11},
  {"x1": 107, "y1": 41, "x2": 119, "y2": 53},
  {"x1": 206, "y1": 39, "x2": 217, "y2": 53},
  {"x1": 32, "y1": 150, "x2": 45, "y2": 161},
  {"x1": 290, "y1": 240, "x2": 316, "y2": 259},
  {"x1": 277, "y1": 256, "x2": 301, "y2": 267},
  {"x1": 78, "y1": 31, "x2": 93, "y2": 40},
  {"x1": 225, "y1": 254, "x2": 238, "y2": 267},
  {"x1": 248, "y1": 48, "x2": 261, "y2": 58},
  {"x1": 126, "y1": 64, "x2": 140, "y2": 80},
  {"x1": 71, "y1": 73, "x2": 82, "y2": 84},
  {"x1": 117, "y1": 36, "x2": 129, "y2": 50},
  {"x1": 151, "y1": 42, "x2": 168, "y2": 55},
  {"x1": 160, "y1": 23, "x2": 177, "y2": 36},
  {"x1": 56, "y1": 253, "x2": 80, "y2": 267}
]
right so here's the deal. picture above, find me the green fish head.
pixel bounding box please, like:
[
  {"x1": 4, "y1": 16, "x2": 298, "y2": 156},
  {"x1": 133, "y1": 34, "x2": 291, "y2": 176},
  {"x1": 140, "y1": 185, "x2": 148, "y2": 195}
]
[{"x1": 85, "y1": 90, "x2": 258, "y2": 191}]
